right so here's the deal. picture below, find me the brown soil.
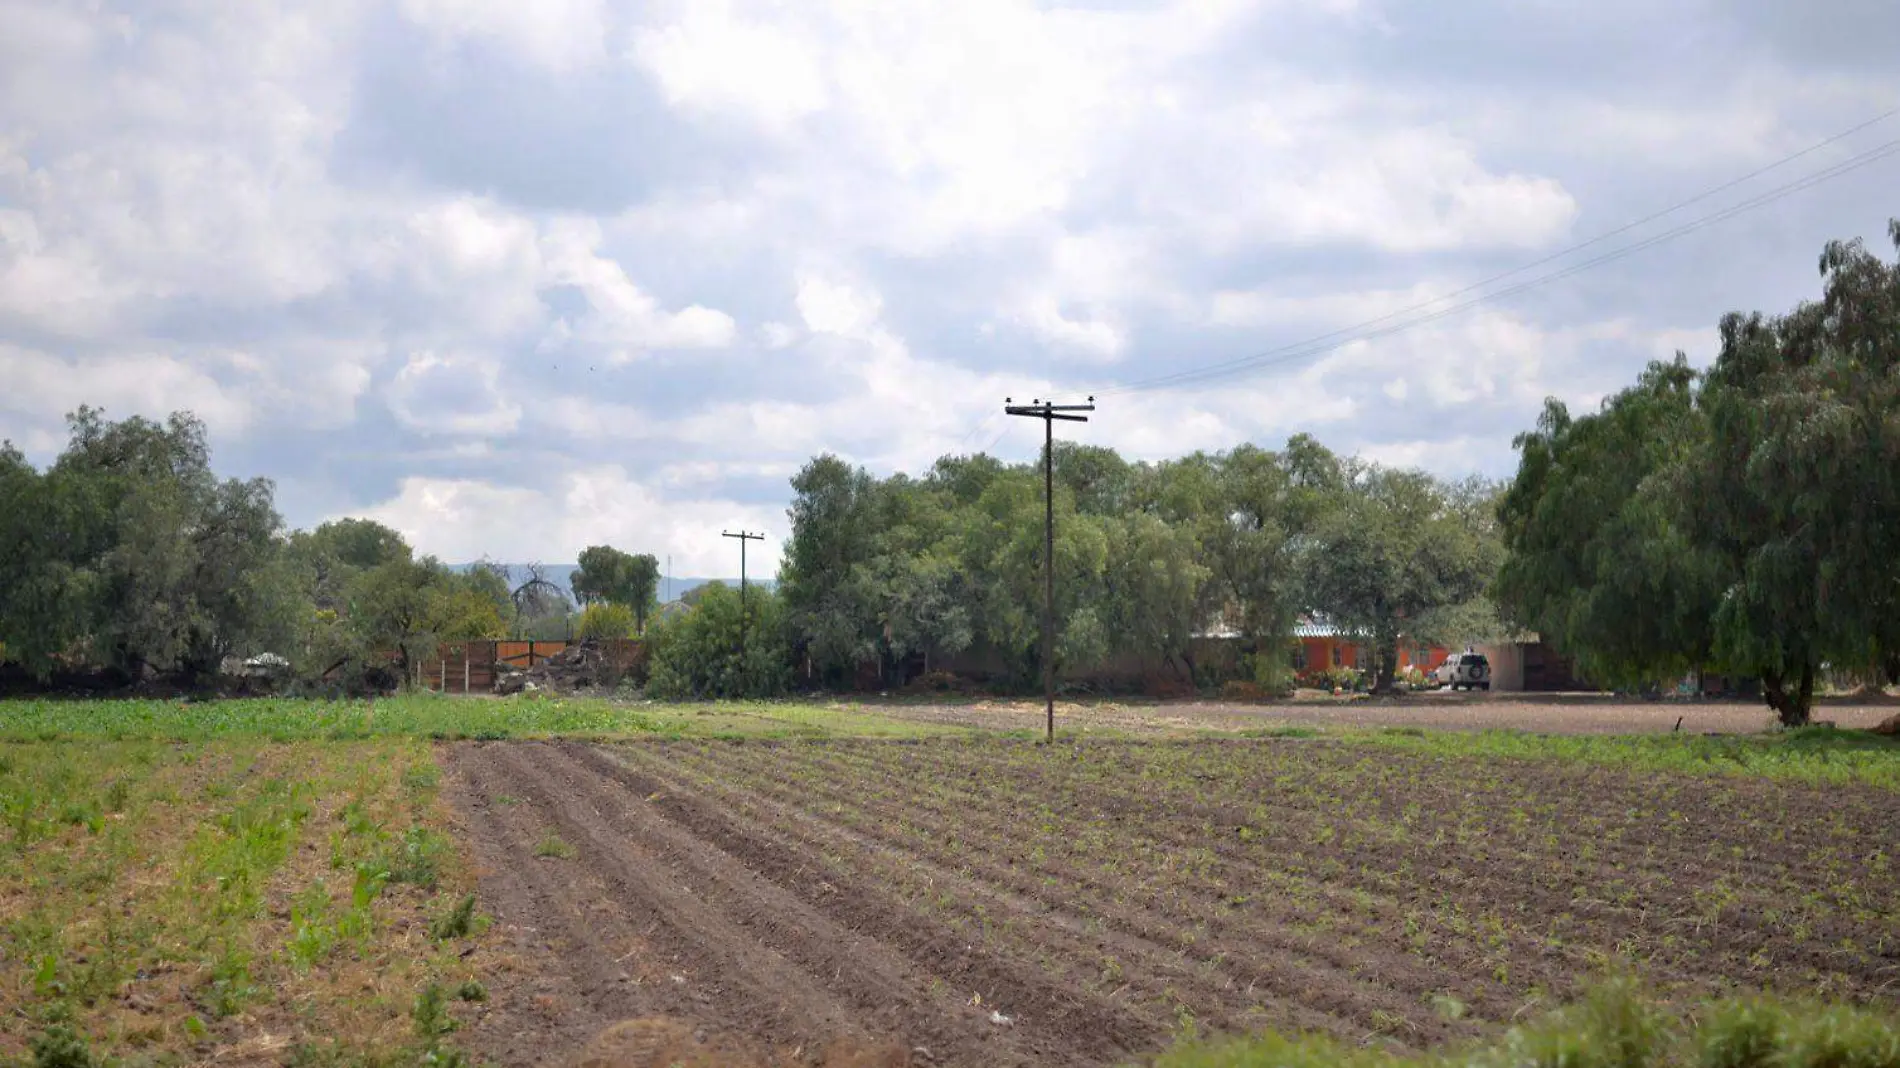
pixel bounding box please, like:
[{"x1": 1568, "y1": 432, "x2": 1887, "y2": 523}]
[
  {"x1": 441, "y1": 738, "x2": 1900, "y2": 1067},
  {"x1": 848, "y1": 693, "x2": 1900, "y2": 736}
]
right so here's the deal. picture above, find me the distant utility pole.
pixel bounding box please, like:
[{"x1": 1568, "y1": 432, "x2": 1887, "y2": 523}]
[
  {"x1": 1003, "y1": 396, "x2": 1095, "y2": 743},
  {"x1": 721, "y1": 530, "x2": 765, "y2": 659}
]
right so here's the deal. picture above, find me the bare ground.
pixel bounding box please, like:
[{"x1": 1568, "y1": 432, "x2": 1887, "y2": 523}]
[
  {"x1": 840, "y1": 692, "x2": 1900, "y2": 736},
  {"x1": 441, "y1": 738, "x2": 1900, "y2": 1068}
]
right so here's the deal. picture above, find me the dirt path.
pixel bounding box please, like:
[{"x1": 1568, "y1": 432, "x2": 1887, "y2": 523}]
[{"x1": 852, "y1": 693, "x2": 1898, "y2": 736}]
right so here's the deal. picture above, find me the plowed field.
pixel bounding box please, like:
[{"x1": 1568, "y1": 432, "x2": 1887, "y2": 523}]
[{"x1": 443, "y1": 739, "x2": 1900, "y2": 1067}]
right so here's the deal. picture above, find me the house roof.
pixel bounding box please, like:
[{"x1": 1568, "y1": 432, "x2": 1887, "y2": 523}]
[{"x1": 1293, "y1": 614, "x2": 1363, "y2": 639}]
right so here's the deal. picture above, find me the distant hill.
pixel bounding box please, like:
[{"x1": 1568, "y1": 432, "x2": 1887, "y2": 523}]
[{"x1": 452, "y1": 564, "x2": 774, "y2": 603}]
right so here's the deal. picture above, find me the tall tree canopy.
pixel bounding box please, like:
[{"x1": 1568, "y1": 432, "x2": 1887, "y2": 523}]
[
  {"x1": 571, "y1": 545, "x2": 662, "y2": 631},
  {"x1": 0, "y1": 408, "x2": 299, "y2": 679},
  {"x1": 779, "y1": 437, "x2": 1495, "y2": 691},
  {"x1": 1498, "y1": 220, "x2": 1900, "y2": 725}
]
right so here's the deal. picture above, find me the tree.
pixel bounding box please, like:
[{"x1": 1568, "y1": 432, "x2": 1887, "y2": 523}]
[
  {"x1": 1688, "y1": 227, "x2": 1900, "y2": 724},
  {"x1": 1495, "y1": 220, "x2": 1900, "y2": 725},
  {"x1": 645, "y1": 583, "x2": 790, "y2": 699},
  {"x1": 571, "y1": 545, "x2": 661, "y2": 631},
  {"x1": 577, "y1": 602, "x2": 636, "y2": 639},
  {"x1": 780, "y1": 455, "x2": 882, "y2": 682},
  {"x1": 1495, "y1": 359, "x2": 1721, "y2": 689},
  {"x1": 0, "y1": 408, "x2": 302, "y2": 680},
  {"x1": 509, "y1": 562, "x2": 572, "y2": 638},
  {"x1": 1304, "y1": 467, "x2": 1492, "y2": 693}
]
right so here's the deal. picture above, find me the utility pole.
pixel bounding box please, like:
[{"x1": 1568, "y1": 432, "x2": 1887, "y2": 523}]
[
  {"x1": 1003, "y1": 396, "x2": 1095, "y2": 743},
  {"x1": 721, "y1": 530, "x2": 764, "y2": 660}
]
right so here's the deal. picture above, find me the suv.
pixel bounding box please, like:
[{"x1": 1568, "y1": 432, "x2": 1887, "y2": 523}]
[{"x1": 1436, "y1": 651, "x2": 1491, "y2": 691}]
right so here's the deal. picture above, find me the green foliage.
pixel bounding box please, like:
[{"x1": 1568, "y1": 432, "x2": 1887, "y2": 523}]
[
  {"x1": 29, "y1": 1024, "x2": 96, "y2": 1068},
  {"x1": 571, "y1": 545, "x2": 661, "y2": 631},
  {"x1": 429, "y1": 894, "x2": 478, "y2": 941},
  {"x1": 382, "y1": 826, "x2": 448, "y2": 889},
  {"x1": 532, "y1": 834, "x2": 576, "y2": 859},
  {"x1": 1304, "y1": 467, "x2": 1496, "y2": 691},
  {"x1": 1496, "y1": 359, "x2": 1721, "y2": 689},
  {"x1": 1498, "y1": 220, "x2": 1900, "y2": 726},
  {"x1": 0, "y1": 408, "x2": 298, "y2": 680},
  {"x1": 645, "y1": 581, "x2": 792, "y2": 699},
  {"x1": 576, "y1": 602, "x2": 636, "y2": 640},
  {"x1": 779, "y1": 438, "x2": 1493, "y2": 693},
  {"x1": 1154, "y1": 982, "x2": 1900, "y2": 1068}
]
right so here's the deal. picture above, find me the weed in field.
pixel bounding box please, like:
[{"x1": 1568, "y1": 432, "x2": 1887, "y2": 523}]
[
  {"x1": 430, "y1": 894, "x2": 478, "y2": 941},
  {"x1": 28, "y1": 1023, "x2": 96, "y2": 1068},
  {"x1": 383, "y1": 826, "x2": 448, "y2": 889},
  {"x1": 534, "y1": 834, "x2": 576, "y2": 859}
]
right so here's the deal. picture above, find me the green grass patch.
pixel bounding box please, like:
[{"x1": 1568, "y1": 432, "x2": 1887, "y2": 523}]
[
  {"x1": 0, "y1": 694, "x2": 976, "y2": 742},
  {"x1": 1346, "y1": 724, "x2": 1900, "y2": 789},
  {"x1": 0, "y1": 738, "x2": 488, "y2": 1064},
  {"x1": 1154, "y1": 980, "x2": 1900, "y2": 1067}
]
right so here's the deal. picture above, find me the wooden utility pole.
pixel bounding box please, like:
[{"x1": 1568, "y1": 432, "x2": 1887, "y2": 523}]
[
  {"x1": 721, "y1": 530, "x2": 765, "y2": 659},
  {"x1": 1003, "y1": 396, "x2": 1095, "y2": 742}
]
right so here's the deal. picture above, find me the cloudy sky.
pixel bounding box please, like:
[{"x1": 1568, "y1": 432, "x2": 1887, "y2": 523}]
[{"x1": 3, "y1": 0, "x2": 1897, "y2": 575}]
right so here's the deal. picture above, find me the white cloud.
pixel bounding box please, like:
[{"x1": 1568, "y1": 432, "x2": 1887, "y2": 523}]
[
  {"x1": 385, "y1": 350, "x2": 523, "y2": 436},
  {"x1": 0, "y1": 345, "x2": 253, "y2": 439},
  {"x1": 354, "y1": 466, "x2": 785, "y2": 574},
  {"x1": 401, "y1": 0, "x2": 610, "y2": 72},
  {"x1": 540, "y1": 219, "x2": 739, "y2": 360},
  {"x1": 3, "y1": 0, "x2": 1896, "y2": 567},
  {"x1": 1017, "y1": 297, "x2": 1126, "y2": 360},
  {"x1": 633, "y1": 2, "x2": 829, "y2": 129}
]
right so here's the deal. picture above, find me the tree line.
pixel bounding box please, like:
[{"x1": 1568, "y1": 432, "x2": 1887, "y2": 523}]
[
  {"x1": 0, "y1": 413, "x2": 661, "y2": 691},
  {"x1": 5, "y1": 222, "x2": 1891, "y2": 723},
  {"x1": 1495, "y1": 221, "x2": 1900, "y2": 726},
  {"x1": 774, "y1": 436, "x2": 1501, "y2": 695}
]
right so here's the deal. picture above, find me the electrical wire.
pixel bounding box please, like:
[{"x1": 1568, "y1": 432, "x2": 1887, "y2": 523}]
[{"x1": 1090, "y1": 116, "x2": 1900, "y2": 398}]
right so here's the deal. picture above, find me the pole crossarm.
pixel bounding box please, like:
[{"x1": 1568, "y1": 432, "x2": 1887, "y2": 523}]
[
  {"x1": 1001, "y1": 396, "x2": 1096, "y2": 743},
  {"x1": 720, "y1": 530, "x2": 766, "y2": 664}
]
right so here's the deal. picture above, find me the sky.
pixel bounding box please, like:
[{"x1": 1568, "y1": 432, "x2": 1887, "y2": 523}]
[{"x1": 2, "y1": 0, "x2": 1897, "y2": 577}]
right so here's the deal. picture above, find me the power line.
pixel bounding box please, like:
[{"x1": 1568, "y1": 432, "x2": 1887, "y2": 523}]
[
  {"x1": 1091, "y1": 113, "x2": 1900, "y2": 398},
  {"x1": 1003, "y1": 396, "x2": 1096, "y2": 743}
]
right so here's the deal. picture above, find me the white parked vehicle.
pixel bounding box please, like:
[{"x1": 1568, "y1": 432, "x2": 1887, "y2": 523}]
[{"x1": 1436, "y1": 651, "x2": 1491, "y2": 691}]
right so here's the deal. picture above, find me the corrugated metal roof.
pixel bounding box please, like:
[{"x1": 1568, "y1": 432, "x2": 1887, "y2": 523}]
[{"x1": 1292, "y1": 621, "x2": 1339, "y2": 638}]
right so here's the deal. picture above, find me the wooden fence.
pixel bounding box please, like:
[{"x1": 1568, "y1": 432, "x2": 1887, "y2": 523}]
[
  {"x1": 418, "y1": 640, "x2": 569, "y2": 694},
  {"x1": 416, "y1": 639, "x2": 648, "y2": 693}
]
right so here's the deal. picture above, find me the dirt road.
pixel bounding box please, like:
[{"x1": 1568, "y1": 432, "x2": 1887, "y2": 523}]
[{"x1": 854, "y1": 692, "x2": 1898, "y2": 736}]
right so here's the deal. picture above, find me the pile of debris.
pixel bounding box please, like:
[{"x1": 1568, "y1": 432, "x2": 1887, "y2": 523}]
[{"x1": 494, "y1": 639, "x2": 644, "y2": 696}]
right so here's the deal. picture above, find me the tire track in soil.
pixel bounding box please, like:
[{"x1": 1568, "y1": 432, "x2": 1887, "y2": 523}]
[{"x1": 446, "y1": 742, "x2": 1112, "y2": 1067}]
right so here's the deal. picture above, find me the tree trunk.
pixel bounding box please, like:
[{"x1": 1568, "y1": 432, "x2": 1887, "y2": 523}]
[
  {"x1": 1372, "y1": 634, "x2": 1401, "y2": 694},
  {"x1": 1762, "y1": 663, "x2": 1816, "y2": 727}
]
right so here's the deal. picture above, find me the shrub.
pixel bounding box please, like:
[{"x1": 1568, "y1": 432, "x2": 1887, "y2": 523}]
[
  {"x1": 644, "y1": 583, "x2": 791, "y2": 700},
  {"x1": 1220, "y1": 680, "x2": 1267, "y2": 701},
  {"x1": 576, "y1": 603, "x2": 636, "y2": 640}
]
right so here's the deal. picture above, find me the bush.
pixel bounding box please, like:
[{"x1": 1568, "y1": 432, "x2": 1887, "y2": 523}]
[
  {"x1": 576, "y1": 603, "x2": 635, "y2": 640},
  {"x1": 1297, "y1": 666, "x2": 1364, "y2": 693},
  {"x1": 645, "y1": 583, "x2": 791, "y2": 700},
  {"x1": 1220, "y1": 680, "x2": 1267, "y2": 701}
]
